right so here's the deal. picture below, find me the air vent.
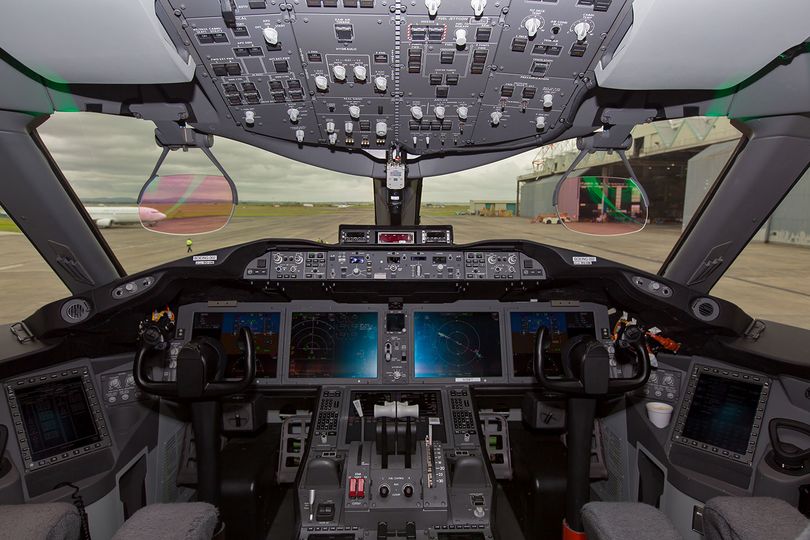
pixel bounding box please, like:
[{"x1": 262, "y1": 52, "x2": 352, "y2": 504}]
[
  {"x1": 61, "y1": 299, "x2": 92, "y2": 323},
  {"x1": 691, "y1": 298, "x2": 719, "y2": 322}
]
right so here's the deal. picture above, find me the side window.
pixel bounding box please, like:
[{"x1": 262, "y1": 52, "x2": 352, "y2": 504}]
[
  {"x1": 712, "y1": 170, "x2": 810, "y2": 330},
  {"x1": 0, "y1": 204, "x2": 70, "y2": 323}
]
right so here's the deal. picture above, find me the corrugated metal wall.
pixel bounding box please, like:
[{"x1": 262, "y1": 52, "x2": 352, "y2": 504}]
[{"x1": 518, "y1": 174, "x2": 560, "y2": 217}]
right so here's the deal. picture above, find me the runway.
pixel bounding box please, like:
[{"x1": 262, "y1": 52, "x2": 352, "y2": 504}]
[{"x1": 1, "y1": 210, "x2": 808, "y2": 329}]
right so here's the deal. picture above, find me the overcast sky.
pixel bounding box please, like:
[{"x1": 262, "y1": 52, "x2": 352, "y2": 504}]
[{"x1": 38, "y1": 113, "x2": 540, "y2": 203}]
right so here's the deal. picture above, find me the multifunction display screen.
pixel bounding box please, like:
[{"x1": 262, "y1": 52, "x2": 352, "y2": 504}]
[
  {"x1": 288, "y1": 312, "x2": 378, "y2": 378},
  {"x1": 16, "y1": 378, "x2": 101, "y2": 462},
  {"x1": 413, "y1": 312, "x2": 502, "y2": 378},
  {"x1": 510, "y1": 311, "x2": 596, "y2": 377},
  {"x1": 682, "y1": 374, "x2": 762, "y2": 455},
  {"x1": 193, "y1": 312, "x2": 281, "y2": 378}
]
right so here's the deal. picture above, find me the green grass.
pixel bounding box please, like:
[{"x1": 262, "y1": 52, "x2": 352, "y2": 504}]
[{"x1": 0, "y1": 218, "x2": 20, "y2": 233}]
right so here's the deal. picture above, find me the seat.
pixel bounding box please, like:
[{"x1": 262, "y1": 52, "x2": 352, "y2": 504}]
[
  {"x1": 703, "y1": 496, "x2": 809, "y2": 540},
  {"x1": 112, "y1": 502, "x2": 219, "y2": 540},
  {"x1": 0, "y1": 502, "x2": 81, "y2": 540},
  {"x1": 581, "y1": 501, "x2": 682, "y2": 540}
]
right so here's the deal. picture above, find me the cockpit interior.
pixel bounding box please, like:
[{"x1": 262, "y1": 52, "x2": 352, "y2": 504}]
[{"x1": 2, "y1": 0, "x2": 810, "y2": 539}]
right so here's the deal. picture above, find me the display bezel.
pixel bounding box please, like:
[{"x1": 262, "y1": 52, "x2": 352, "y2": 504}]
[
  {"x1": 505, "y1": 302, "x2": 611, "y2": 383},
  {"x1": 4, "y1": 367, "x2": 112, "y2": 472},
  {"x1": 408, "y1": 302, "x2": 509, "y2": 383},
  {"x1": 671, "y1": 364, "x2": 770, "y2": 464},
  {"x1": 283, "y1": 302, "x2": 383, "y2": 383}
]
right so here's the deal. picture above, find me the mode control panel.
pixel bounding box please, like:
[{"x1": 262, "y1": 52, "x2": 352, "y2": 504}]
[{"x1": 244, "y1": 249, "x2": 547, "y2": 281}]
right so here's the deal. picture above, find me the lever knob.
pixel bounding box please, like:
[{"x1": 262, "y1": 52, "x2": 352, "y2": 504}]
[
  {"x1": 287, "y1": 108, "x2": 300, "y2": 123},
  {"x1": 490, "y1": 110, "x2": 502, "y2": 125}
]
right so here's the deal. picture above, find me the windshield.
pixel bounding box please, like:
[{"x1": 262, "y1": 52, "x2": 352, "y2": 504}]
[{"x1": 0, "y1": 112, "x2": 801, "y2": 330}]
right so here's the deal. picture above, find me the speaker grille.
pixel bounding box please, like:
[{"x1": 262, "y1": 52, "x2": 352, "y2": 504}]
[
  {"x1": 692, "y1": 298, "x2": 719, "y2": 322},
  {"x1": 60, "y1": 299, "x2": 91, "y2": 323}
]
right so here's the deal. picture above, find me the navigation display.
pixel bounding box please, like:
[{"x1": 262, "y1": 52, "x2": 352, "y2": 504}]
[
  {"x1": 681, "y1": 374, "x2": 762, "y2": 455},
  {"x1": 413, "y1": 312, "x2": 502, "y2": 378},
  {"x1": 16, "y1": 378, "x2": 101, "y2": 462},
  {"x1": 288, "y1": 312, "x2": 378, "y2": 378},
  {"x1": 510, "y1": 311, "x2": 596, "y2": 377},
  {"x1": 193, "y1": 312, "x2": 281, "y2": 378}
]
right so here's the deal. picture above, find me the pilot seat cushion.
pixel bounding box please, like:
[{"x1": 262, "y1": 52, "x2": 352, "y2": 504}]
[
  {"x1": 112, "y1": 502, "x2": 219, "y2": 540},
  {"x1": 582, "y1": 502, "x2": 682, "y2": 540},
  {"x1": 704, "y1": 496, "x2": 808, "y2": 540},
  {"x1": 0, "y1": 502, "x2": 81, "y2": 540}
]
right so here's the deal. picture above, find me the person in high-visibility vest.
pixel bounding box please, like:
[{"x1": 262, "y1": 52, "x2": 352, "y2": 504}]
[{"x1": 186, "y1": 238, "x2": 193, "y2": 253}]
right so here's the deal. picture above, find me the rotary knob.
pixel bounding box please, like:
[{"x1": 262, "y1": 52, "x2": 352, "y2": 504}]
[
  {"x1": 524, "y1": 17, "x2": 542, "y2": 38},
  {"x1": 470, "y1": 0, "x2": 486, "y2": 17},
  {"x1": 536, "y1": 116, "x2": 546, "y2": 130},
  {"x1": 434, "y1": 106, "x2": 446, "y2": 120},
  {"x1": 314, "y1": 75, "x2": 329, "y2": 91},
  {"x1": 455, "y1": 29, "x2": 467, "y2": 48},
  {"x1": 349, "y1": 105, "x2": 361, "y2": 119},
  {"x1": 273, "y1": 253, "x2": 283, "y2": 264},
  {"x1": 574, "y1": 21, "x2": 589, "y2": 41},
  {"x1": 425, "y1": 0, "x2": 440, "y2": 16},
  {"x1": 244, "y1": 111, "x2": 255, "y2": 126},
  {"x1": 262, "y1": 27, "x2": 279, "y2": 46},
  {"x1": 353, "y1": 65, "x2": 367, "y2": 81},
  {"x1": 332, "y1": 64, "x2": 347, "y2": 81},
  {"x1": 376, "y1": 121, "x2": 388, "y2": 137},
  {"x1": 374, "y1": 76, "x2": 388, "y2": 92},
  {"x1": 379, "y1": 485, "x2": 390, "y2": 498},
  {"x1": 457, "y1": 106, "x2": 469, "y2": 121},
  {"x1": 287, "y1": 108, "x2": 300, "y2": 123},
  {"x1": 403, "y1": 484, "x2": 414, "y2": 497},
  {"x1": 294, "y1": 254, "x2": 304, "y2": 264},
  {"x1": 411, "y1": 105, "x2": 424, "y2": 120},
  {"x1": 542, "y1": 94, "x2": 553, "y2": 109}
]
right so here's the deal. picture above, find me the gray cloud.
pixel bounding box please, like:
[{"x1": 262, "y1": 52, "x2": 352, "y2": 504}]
[{"x1": 38, "y1": 113, "x2": 539, "y2": 202}]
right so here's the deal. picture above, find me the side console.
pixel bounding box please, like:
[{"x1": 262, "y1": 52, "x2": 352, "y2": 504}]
[{"x1": 297, "y1": 386, "x2": 494, "y2": 539}]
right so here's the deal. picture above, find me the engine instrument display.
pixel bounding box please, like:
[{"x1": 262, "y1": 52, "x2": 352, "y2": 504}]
[
  {"x1": 413, "y1": 312, "x2": 502, "y2": 379},
  {"x1": 193, "y1": 312, "x2": 281, "y2": 379},
  {"x1": 510, "y1": 311, "x2": 597, "y2": 377},
  {"x1": 288, "y1": 312, "x2": 378, "y2": 379}
]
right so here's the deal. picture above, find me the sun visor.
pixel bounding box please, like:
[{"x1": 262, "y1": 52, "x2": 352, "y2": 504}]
[
  {"x1": 0, "y1": 0, "x2": 195, "y2": 84},
  {"x1": 596, "y1": 0, "x2": 810, "y2": 90}
]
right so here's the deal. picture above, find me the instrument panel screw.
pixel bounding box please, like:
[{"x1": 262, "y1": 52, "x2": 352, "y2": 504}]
[
  {"x1": 805, "y1": 388, "x2": 810, "y2": 399},
  {"x1": 173, "y1": 9, "x2": 182, "y2": 16}
]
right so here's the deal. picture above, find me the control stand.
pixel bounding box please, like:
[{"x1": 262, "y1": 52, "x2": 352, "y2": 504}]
[{"x1": 296, "y1": 387, "x2": 495, "y2": 539}]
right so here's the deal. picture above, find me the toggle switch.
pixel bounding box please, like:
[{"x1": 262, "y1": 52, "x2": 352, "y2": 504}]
[
  {"x1": 455, "y1": 28, "x2": 467, "y2": 48},
  {"x1": 543, "y1": 93, "x2": 553, "y2": 108}
]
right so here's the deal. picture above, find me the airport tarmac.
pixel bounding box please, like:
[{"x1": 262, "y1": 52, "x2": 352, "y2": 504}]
[{"x1": 1, "y1": 209, "x2": 809, "y2": 329}]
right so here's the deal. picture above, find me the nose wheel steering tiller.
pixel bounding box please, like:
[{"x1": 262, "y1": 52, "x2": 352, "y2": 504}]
[
  {"x1": 534, "y1": 327, "x2": 650, "y2": 537},
  {"x1": 134, "y1": 322, "x2": 256, "y2": 508}
]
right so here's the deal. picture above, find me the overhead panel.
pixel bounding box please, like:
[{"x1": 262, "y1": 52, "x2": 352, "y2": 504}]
[{"x1": 175, "y1": 0, "x2": 630, "y2": 153}]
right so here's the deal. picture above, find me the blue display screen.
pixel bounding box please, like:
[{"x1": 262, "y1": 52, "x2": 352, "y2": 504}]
[
  {"x1": 413, "y1": 312, "x2": 502, "y2": 378},
  {"x1": 193, "y1": 312, "x2": 281, "y2": 378},
  {"x1": 510, "y1": 311, "x2": 596, "y2": 377},
  {"x1": 288, "y1": 312, "x2": 378, "y2": 378}
]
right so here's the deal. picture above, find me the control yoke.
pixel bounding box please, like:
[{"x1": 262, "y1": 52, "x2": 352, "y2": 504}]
[
  {"x1": 134, "y1": 327, "x2": 256, "y2": 399},
  {"x1": 533, "y1": 326, "x2": 650, "y2": 534},
  {"x1": 533, "y1": 327, "x2": 650, "y2": 395},
  {"x1": 133, "y1": 326, "x2": 256, "y2": 510}
]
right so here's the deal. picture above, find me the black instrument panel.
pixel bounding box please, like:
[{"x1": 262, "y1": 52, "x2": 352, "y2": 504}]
[{"x1": 175, "y1": 301, "x2": 612, "y2": 386}]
